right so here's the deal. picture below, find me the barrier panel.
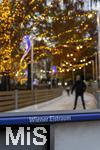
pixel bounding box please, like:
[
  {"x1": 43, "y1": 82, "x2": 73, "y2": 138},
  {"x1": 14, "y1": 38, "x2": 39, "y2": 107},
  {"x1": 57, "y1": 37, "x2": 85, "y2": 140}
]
[
  {"x1": 17, "y1": 90, "x2": 33, "y2": 108},
  {"x1": 0, "y1": 88, "x2": 62, "y2": 112},
  {"x1": 34, "y1": 88, "x2": 62, "y2": 104},
  {"x1": 0, "y1": 91, "x2": 15, "y2": 112}
]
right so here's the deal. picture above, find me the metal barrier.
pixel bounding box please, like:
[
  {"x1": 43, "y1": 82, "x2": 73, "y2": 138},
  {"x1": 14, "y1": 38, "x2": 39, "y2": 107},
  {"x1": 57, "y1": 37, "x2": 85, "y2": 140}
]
[
  {"x1": 0, "y1": 88, "x2": 62, "y2": 112},
  {"x1": 0, "y1": 91, "x2": 15, "y2": 112}
]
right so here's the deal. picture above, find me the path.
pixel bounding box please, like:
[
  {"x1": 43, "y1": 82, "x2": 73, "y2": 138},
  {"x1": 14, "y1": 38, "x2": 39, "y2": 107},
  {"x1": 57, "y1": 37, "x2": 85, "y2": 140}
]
[{"x1": 11, "y1": 91, "x2": 97, "y2": 112}]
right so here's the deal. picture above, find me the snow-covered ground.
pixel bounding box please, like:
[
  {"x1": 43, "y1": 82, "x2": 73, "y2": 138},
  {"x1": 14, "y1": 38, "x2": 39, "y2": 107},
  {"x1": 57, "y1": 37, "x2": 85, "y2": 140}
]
[{"x1": 11, "y1": 90, "x2": 97, "y2": 112}]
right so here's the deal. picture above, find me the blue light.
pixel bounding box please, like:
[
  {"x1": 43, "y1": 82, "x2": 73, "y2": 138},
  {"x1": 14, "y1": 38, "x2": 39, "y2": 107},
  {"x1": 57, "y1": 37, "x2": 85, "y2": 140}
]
[
  {"x1": 23, "y1": 35, "x2": 31, "y2": 53},
  {"x1": 52, "y1": 66, "x2": 57, "y2": 73}
]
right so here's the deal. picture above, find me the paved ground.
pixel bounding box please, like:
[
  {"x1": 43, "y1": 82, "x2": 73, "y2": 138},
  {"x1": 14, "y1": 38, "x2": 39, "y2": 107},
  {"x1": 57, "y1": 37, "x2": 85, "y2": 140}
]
[{"x1": 12, "y1": 90, "x2": 97, "y2": 112}]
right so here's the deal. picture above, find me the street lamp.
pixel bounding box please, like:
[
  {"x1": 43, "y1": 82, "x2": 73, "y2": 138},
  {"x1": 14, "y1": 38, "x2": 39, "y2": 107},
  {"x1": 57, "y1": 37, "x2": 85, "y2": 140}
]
[
  {"x1": 30, "y1": 35, "x2": 42, "y2": 90},
  {"x1": 22, "y1": 35, "x2": 35, "y2": 91}
]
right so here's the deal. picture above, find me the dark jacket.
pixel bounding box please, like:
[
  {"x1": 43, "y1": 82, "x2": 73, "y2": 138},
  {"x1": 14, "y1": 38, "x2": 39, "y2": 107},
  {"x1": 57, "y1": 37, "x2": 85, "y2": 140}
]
[{"x1": 71, "y1": 80, "x2": 86, "y2": 96}]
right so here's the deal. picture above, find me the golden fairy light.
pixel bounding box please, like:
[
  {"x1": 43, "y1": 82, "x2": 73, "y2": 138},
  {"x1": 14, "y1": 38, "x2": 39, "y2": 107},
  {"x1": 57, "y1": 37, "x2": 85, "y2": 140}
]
[{"x1": 0, "y1": 0, "x2": 97, "y2": 78}]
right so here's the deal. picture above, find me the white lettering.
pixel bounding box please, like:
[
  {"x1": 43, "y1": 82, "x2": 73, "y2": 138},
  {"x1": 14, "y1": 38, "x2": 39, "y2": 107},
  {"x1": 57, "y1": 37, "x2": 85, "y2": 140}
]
[
  {"x1": 6, "y1": 127, "x2": 24, "y2": 145},
  {"x1": 27, "y1": 127, "x2": 30, "y2": 145},
  {"x1": 33, "y1": 127, "x2": 47, "y2": 145}
]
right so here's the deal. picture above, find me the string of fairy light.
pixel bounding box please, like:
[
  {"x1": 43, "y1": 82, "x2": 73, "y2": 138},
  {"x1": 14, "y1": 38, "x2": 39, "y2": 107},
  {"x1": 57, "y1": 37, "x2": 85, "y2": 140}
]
[
  {"x1": 59, "y1": 59, "x2": 93, "y2": 73},
  {"x1": 56, "y1": 50, "x2": 97, "y2": 74},
  {"x1": 36, "y1": 25, "x2": 93, "y2": 42},
  {"x1": 33, "y1": 10, "x2": 96, "y2": 23},
  {"x1": 33, "y1": 11, "x2": 96, "y2": 40},
  {"x1": 0, "y1": 0, "x2": 98, "y2": 78}
]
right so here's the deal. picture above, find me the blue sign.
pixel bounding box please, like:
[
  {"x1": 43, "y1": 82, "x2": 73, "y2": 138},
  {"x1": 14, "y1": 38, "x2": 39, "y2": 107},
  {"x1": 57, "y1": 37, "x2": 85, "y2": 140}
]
[
  {"x1": 0, "y1": 112, "x2": 100, "y2": 125},
  {"x1": 21, "y1": 35, "x2": 31, "y2": 62}
]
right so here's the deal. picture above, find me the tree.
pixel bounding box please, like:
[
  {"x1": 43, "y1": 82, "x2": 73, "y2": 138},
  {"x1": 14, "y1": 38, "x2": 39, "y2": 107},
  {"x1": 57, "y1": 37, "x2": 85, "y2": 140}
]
[{"x1": 0, "y1": 0, "x2": 98, "y2": 79}]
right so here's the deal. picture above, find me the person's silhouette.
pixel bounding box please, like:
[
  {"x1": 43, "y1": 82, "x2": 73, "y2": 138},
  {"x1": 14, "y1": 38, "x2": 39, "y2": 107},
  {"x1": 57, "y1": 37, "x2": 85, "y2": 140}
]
[{"x1": 71, "y1": 75, "x2": 86, "y2": 110}]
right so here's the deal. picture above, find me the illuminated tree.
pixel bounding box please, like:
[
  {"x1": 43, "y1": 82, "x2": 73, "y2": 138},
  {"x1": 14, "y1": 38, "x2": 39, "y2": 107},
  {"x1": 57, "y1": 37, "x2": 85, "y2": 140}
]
[
  {"x1": 0, "y1": 0, "x2": 44, "y2": 75},
  {"x1": 0, "y1": 0, "x2": 98, "y2": 79}
]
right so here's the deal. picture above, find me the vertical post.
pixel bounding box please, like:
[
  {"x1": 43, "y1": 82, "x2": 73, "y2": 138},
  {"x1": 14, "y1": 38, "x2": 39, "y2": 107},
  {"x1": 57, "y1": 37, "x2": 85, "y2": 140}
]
[
  {"x1": 92, "y1": 60, "x2": 95, "y2": 81},
  {"x1": 31, "y1": 39, "x2": 34, "y2": 90},
  {"x1": 95, "y1": 52, "x2": 98, "y2": 81},
  {"x1": 97, "y1": 10, "x2": 100, "y2": 87},
  {"x1": 83, "y1": 66, "x2": 86, "y2": 81},
  {"x1": 31, "y1": 38, "x2": 36, "y2": 106},
  {"x1": 15, "y1": 90, "x2": 18, "y2": 110}
]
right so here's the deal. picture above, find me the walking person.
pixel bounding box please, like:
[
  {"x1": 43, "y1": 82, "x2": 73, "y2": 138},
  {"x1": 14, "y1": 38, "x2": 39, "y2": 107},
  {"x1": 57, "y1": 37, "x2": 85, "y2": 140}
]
[
  {"x1": 71, "y1": 75, "x2": 86, "y2": 110},
  {"x1": 66, "y1": 85, "x2": 70, "y2": 96}
]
